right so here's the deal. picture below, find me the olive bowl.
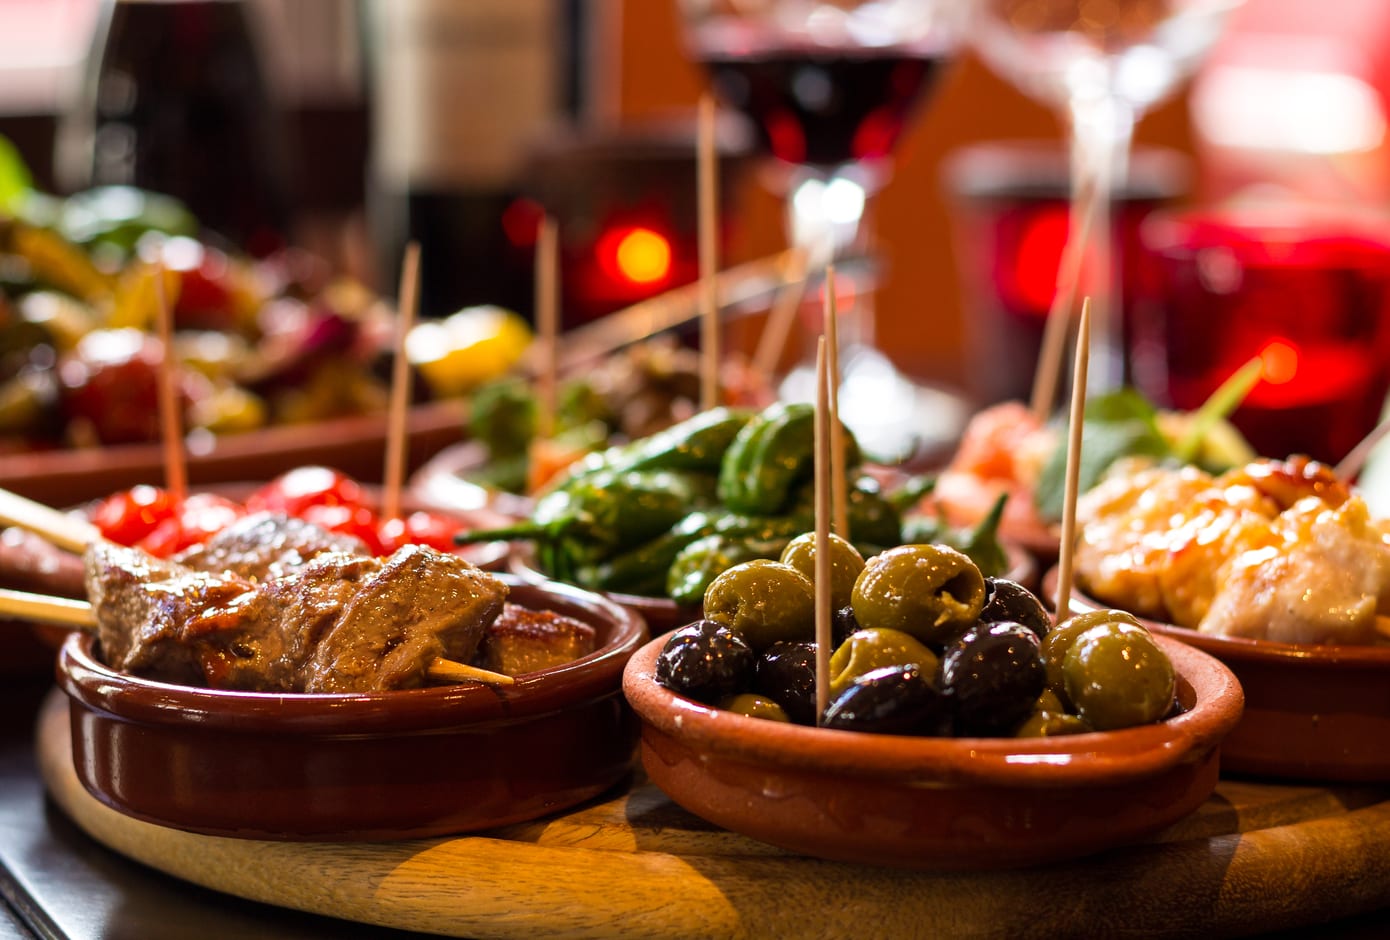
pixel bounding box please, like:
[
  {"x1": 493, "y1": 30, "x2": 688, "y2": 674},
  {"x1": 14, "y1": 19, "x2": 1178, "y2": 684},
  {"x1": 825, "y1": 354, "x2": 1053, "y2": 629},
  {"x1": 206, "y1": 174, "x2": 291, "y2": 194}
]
[
  {"x1": 623, "y1": 630, "x2": 1242, "y2": 870},
  {"x1": 56, "y1": 575, "x2": 646, "y2": 841},
  {"x1": 1050, "y1": 570, "x2": 1390, "y2": 783}
]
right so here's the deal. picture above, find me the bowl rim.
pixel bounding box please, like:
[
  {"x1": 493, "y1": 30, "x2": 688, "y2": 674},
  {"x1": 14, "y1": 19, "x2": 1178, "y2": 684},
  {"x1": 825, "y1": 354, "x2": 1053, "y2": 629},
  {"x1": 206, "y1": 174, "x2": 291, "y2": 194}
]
[
  {"x1": 59, "y1": 574, "x2": 647, "y2": 735},
  {"x1": 1047, "y1": 567, "x2": 1390, "y2": 668},
  {"x1": 622, "y1": 628, "x2": 1243, "y2": 789}
]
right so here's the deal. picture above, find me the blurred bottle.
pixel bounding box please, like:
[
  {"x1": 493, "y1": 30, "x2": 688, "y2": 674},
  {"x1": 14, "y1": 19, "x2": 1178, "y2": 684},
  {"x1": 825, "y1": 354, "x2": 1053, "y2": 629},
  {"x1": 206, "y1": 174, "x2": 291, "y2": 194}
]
[
  {"x1": 55, "y1": 0, "x2": 293, "y2": 256},
  {"x1": 363, "y1": 0, "x2": 584, "y2": 319}
]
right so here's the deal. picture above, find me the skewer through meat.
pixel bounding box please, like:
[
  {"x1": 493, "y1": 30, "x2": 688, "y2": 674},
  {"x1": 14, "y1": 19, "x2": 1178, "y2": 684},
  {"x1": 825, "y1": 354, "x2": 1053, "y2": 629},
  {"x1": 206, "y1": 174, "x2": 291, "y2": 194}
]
[{"x1": 85, "y1": 515, "x2": 510, "y2": 692}]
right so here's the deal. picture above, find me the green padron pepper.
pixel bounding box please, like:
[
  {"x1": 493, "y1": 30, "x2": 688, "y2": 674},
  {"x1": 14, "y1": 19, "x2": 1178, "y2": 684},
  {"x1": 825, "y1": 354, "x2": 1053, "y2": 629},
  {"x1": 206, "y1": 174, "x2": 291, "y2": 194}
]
[
  {"x1": 901, "y1": 491, "x2": 1010, "y2": 578},
  {"x1": 717, "y1": 402, "x2": 861, "y2": 516},
  {"x1": 456, "y1": 468, "x2": 717, "y2": 577},
  {"x1": 574, "y1": 511, "x2": 810, "y2": 597},
  {"x1": 556, "y1": 406, "x2": 753, "y2": 488},
  {"x1": 785, "y1": 478, "x2": 902, "y2": 553}
]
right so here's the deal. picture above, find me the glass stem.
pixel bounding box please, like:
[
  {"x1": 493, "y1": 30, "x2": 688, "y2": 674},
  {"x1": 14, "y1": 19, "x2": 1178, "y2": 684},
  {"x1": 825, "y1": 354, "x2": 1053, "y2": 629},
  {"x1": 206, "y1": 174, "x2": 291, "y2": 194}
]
[
  {"x1": 1068, "y1": 92, "x2": 1135, "y2": 391},
  {"x1": 785, "y1": 168, "x2": 874, "y2": 347}
]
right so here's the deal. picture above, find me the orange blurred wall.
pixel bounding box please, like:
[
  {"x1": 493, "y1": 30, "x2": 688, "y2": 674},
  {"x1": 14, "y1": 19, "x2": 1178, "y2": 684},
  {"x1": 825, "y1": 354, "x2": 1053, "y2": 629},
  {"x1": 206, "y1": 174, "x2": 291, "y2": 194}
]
[{"x1": 614, "y1": 0, "x2": 1196, "y2": 392}]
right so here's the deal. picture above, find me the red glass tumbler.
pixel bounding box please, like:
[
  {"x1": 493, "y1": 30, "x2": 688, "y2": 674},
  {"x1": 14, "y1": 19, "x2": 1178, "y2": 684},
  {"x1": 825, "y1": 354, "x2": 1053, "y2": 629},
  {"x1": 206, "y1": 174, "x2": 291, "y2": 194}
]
[{"x1": 1133, "y1": 206, "x2": 1390, "y2": 465}]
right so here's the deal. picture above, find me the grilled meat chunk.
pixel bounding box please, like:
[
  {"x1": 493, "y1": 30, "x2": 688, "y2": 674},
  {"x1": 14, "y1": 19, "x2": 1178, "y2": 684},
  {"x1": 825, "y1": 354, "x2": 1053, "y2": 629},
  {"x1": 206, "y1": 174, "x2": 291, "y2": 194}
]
[
  {"x1": 85, "y1": 537, "x2": 510, "y2": 692},
  {"x1": 476, "y1": 603, "x2": 597, "y2": 676},
  {"x1": 306, "y1": 544, "x2": 508, "y2": 693},
  {"x1": 173, "y1": 512, "x2": 368, "y2": 582}
]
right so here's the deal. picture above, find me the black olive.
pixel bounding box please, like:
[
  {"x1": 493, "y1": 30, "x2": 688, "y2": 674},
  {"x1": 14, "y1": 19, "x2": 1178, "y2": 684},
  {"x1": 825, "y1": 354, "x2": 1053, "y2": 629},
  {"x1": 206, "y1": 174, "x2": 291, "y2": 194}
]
[
  {"x1": 655, "y1": 620, "x2": 755, "y2": 704},
  {"x1": 937, "y1": 620, "x2": 1045, "y2": 737},
  {"x1": 753, "y1": 640, "x2": 819, "y2": 725},
  {"x1": 821, "y1": 664, "x2": 950, "y2": 736},
  {"x1": 832, "y1": 604, "x2": 861, "y2": 648},
  {"x1": 979, "y1": 578, "x2": 1051, "y2": 639}
]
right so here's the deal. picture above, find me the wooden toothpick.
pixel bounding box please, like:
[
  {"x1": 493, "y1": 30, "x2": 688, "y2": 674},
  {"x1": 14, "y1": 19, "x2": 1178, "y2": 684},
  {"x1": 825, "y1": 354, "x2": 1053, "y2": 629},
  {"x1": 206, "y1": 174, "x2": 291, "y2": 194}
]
[
  {"x1": 814, "y1": 336, "x2": 833, "y2": 724},
  {"x1": 382, "y1": 241, "x2": 421, "y2": 523},
  {"x1": 153, "y1": 266, "x2": 186, "y2": 506},
  {"x1": 535, "y1": 215, "x2": 560, "y2": 441},
  {"x1": 697, "y1": 92, "x2": 720, "y2": 411},
  {"x1": 824, "y1": 266, "x2": 849, "y2": 540},
  {"x1": 1336, "y1": 415, "x2": 1390, "y2": 481},
  {"x1": 1053, "y1": 297, "x2": 1092, "y2": 622},
  {"x1": 1029, "y1": 177, "x2": 1098, "y2": 423},
  {"x1": 751, "y1": 246, "x2": 809, "y2": 382}
]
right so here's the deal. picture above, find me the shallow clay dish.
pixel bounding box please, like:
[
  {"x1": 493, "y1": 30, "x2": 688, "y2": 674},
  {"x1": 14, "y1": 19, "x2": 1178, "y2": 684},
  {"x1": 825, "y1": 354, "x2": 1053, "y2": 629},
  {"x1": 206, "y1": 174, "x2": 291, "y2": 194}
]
[
  {"x1": 409, "y1": 439, "x2": 538, "y2": 520},
  {"x1": 1056, "y1": 574, "x2": 1390, "y2": 783},
  {"x1": 56, "y1": 576, "x2": 646, "y2": 841},
  {"x1": 623, "y1": 631, "x2": 1242, "y2": 870}
]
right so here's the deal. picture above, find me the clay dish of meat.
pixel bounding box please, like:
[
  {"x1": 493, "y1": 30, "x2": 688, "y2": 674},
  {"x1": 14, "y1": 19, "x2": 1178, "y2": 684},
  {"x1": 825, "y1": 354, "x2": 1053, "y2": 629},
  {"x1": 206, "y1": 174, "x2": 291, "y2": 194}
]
[
  {"x1": 623, "y1": 630, "x2": 1242, "y2": 870},
  {"x1": 56, "y1": 575, "x2": 646, "y2": 841},
  {"x1": 1050, "y1": 570, "x2": 1390, "y2": 783}
]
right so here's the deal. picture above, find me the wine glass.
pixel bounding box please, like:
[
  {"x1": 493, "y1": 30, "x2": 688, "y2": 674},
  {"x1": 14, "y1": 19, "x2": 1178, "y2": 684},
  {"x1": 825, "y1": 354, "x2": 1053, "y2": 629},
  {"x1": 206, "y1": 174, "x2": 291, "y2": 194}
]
[
  {"x1": 675, "y1": 0, "x2": 972, "y2": 458},
  {"x1": 970, "y1": 0, "x2": 1244, "y2": 390}
]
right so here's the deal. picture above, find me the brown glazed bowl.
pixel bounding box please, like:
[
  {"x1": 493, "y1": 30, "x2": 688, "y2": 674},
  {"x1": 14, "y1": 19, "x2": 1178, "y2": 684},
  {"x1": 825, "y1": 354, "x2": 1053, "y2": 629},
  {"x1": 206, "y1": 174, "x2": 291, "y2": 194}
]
[
  {"x1": 1056, "y1": 575, "x2": 1390, "y2": 782},
  {"x1": 624, "y1": 631, "x2": 1242, "y2": 870},
  {"x1": 56, "y1": 576, "x2": 646, "y2": 841}
]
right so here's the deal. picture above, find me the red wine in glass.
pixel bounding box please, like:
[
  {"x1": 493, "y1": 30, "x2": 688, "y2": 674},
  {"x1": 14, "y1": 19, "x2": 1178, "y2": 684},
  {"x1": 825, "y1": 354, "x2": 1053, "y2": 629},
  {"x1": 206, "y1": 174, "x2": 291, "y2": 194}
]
[{"x1": 697, "y1": 45, "x2": 948, "y2": 169}]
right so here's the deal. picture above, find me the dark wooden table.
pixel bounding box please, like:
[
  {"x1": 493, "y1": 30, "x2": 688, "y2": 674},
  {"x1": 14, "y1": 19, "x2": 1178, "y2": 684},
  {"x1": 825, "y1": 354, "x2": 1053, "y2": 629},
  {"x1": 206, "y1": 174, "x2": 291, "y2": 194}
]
[
  {"x1": 7, "y1": 671, "x2": 1390, "y2": 940},
  {"x1": 0, "y1": 677, "x2": 430, "y2": 940}
]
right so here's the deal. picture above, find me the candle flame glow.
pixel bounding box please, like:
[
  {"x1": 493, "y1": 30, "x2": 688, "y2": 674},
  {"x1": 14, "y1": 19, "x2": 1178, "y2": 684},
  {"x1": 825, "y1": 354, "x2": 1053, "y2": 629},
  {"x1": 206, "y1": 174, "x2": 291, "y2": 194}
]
[{"x1": 1260, "y1": 340, "x2": 1300, "y2": 385}]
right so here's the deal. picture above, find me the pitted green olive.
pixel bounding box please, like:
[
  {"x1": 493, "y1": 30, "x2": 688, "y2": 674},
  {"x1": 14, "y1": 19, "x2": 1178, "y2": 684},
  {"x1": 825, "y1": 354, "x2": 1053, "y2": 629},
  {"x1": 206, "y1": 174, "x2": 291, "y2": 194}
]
[
  {"x1": 703, "y1": 559, "x2": 815, "y2": 650},
  {"x1": 849, "y1": 544, "x2": 985, "y2": 644},
  {"x1": 828, "y1": 628, "x2": 939, "y2": 698},
  {"x1": 779, "y1": 531, "x2": 865, "y2": 610}
]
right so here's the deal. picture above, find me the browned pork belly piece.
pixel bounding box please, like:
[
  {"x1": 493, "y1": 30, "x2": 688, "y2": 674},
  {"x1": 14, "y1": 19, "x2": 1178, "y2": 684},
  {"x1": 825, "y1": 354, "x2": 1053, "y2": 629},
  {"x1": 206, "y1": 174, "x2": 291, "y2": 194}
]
[
  {"x1": 84, "y1": 540, "x2": 509, "y2": 693},
  {"x1": 173, "y1": 512, "x2": 368, "y2": 582},
  {"x1": 476, "y1": 603, "x2": 598, "y2": 676}
]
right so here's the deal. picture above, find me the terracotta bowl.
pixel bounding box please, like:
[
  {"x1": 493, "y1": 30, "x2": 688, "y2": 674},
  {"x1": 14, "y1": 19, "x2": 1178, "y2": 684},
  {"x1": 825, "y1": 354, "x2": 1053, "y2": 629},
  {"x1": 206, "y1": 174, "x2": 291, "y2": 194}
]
[
  {"x1": 623, "y1": 631, "x2": 1243, "y2": 870},
  {"x1": 408, "y1": 439, "x2": 537, "y2": 520},
  {"x1": 1052, "y1": 571, "x2": 1390, "y2": 782},
  {"x1": 56, "y1": 576, "x2": 646, "y2": 841},
  {"x1": 511, "y1": 542, "x2": 1038, "y2": 636}
]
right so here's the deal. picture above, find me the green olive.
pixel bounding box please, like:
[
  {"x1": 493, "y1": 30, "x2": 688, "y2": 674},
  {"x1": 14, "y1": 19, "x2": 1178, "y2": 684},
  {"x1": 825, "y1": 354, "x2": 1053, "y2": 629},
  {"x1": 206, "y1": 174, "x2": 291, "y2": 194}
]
[
  {"x1": 779, "y1": 532, "x2": 865, "y2": 611},
  {"x1": 1014, "y1": 687, "x2": 1091, "y2": 737},
  {"x1": 1063, "y1": 623, "x2": 1176, "y2": 731},
  {"x1": 718, "y1": 693, "x2": 791, "y2": 722},
  {"x1": 1015, "y1": 710, "x2": 1092, "y2": 738},
  {"x1": 703, "y1": 559, "x2": 816, "y2": 650},
  {"x1": 850, "y1": 544, "x2": 985, "y2": 645},
  {"x1": 1041, "y1": 609, "x2": 1143, "y2": 705},
  {"x1": 827, "y1": 628, "x2": 939, "y2": 698}
]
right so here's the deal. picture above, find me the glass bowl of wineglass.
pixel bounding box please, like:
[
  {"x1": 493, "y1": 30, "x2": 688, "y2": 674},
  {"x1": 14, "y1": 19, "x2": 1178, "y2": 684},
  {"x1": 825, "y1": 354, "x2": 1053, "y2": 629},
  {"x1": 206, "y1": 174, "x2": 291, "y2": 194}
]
[
  {"x1": 675, "y1": 0, "x2": 974, "y2": 460},
  {"x1": 970, "y1": 0, "x2": 1244, "y2": 391}
]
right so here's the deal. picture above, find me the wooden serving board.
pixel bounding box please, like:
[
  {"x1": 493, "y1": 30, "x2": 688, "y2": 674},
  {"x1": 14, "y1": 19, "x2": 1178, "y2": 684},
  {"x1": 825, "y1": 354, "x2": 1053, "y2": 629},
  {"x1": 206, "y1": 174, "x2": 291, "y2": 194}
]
[{"x1": 35, "y1": 692, "x2": 1390, "y2": 938}]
